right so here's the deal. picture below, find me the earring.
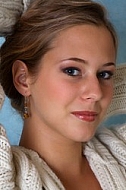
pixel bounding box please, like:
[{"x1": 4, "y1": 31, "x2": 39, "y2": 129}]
[{"x1": 23, "y1": 96, "x2": 30, "y2": 119}]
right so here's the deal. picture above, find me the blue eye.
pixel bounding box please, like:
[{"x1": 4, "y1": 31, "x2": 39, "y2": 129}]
[
  {"x1": 97, "y1": 71, "x2": 114, "y2": 80},
  {"x1": 62, "y1": 67, "x2": 81, "y2": 76}
]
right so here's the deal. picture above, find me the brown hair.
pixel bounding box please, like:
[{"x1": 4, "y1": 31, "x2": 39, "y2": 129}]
[{"x1": 0, "y1": 0, "x2": 117, "y2": 112}]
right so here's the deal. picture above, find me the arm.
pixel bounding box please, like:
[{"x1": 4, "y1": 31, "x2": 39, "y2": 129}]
[
  {"x1": 0, "y1": 125, "x2": 17, "y2": 189},
  {"x1": 0, "y1": 0, "x2": 31, "y2": 36}
]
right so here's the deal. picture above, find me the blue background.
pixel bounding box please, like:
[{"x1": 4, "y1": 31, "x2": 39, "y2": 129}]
[{"x1": 0, "y1": 0, "x2": 126, "y2": 145}]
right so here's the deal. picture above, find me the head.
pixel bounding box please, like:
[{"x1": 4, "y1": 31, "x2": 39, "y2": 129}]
[{"x1": 0, "y1": 0, "x2": 117, "y2": 115}]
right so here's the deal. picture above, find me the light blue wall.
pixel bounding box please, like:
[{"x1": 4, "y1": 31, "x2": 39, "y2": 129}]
[
  {"x1": 0, "y1": 0, "x2": 126, "y2": 145},
  {"x1": 0, "y1": 37, "x2": 23, "y2": 145},
  {"x1": 94, "y1": 0, "x2": 126, "y2": 127},
  {"x1": 0, "y1": 97, "x2": 23, "y2": 145},
  {"x1": 95, "y1": 0, "x2": 126, "y2": 64}
]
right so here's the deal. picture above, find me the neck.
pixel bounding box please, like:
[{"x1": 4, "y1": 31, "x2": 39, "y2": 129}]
[{"x1": 20, "y1": 119, "x2": 85, "y2": 176}]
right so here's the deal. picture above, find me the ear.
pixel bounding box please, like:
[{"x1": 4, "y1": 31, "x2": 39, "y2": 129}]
[{"x1": 12, "y1": 60, "x2": 31, "y2": 96}]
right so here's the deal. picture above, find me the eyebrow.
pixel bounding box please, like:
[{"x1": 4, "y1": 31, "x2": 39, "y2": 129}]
[{"x1": 61, "y1": 57, "x2": 115, "y2": 67}]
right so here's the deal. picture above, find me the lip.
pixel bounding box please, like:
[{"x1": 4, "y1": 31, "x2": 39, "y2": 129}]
[{"x1": 71, "y1": 111, "x2": 98, "y2": 122}]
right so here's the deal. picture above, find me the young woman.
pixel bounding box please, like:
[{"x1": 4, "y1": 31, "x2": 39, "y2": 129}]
[{"x1": 0, "y1": 0, "x2": 125, "y2": 189}]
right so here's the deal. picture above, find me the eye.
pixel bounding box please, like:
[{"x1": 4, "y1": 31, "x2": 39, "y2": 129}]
[
  {"x1": 97, "y1": 70, "x2": 114, "y2": 80},
  {"x1": 62, "y1": 67, "x2": 81, "y2": 77}
]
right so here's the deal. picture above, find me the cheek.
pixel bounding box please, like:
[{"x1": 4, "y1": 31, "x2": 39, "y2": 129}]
[
  {"x1": 102, "y1": 85, "x2": 114, "y2": 106},
  {"x1": 42, "y1": 78, "x2": 78, "y2": 104}
]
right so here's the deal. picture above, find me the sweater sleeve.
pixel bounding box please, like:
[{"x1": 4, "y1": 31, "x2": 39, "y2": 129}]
[
  {"x1": 96, "y1": 124, "x2": 126, "y2": 169},
  {"x1": 0, "y1": 0, "x2": 32, "y2": 36},
  {"x1": 84, "y1": 125, "x2": 126, "y2": 190},
  {"x1": 0, "y1": 124, "x2": 17, "y2": 189},
  {"x1": 0, "y1": 124, "x2": 43, "y2": 190}
]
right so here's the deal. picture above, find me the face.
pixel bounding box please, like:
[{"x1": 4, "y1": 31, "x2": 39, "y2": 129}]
[{"x1": 28, "y1": 25, "x2": 116, "y2": 143}]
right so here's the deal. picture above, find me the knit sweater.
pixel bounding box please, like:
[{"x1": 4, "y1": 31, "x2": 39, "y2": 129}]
[{"x1": 0, "y1": 124, "x2": 126, "y2": 190}]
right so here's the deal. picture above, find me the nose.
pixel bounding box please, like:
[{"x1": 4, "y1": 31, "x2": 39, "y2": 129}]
[{"x1": 80, "y1": 76, "x2": 103, "y2": 102}]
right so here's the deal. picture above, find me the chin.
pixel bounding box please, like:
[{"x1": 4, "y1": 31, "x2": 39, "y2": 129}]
[{"x1": 71, "y1": 129, "x2": 96, "y2": 143}]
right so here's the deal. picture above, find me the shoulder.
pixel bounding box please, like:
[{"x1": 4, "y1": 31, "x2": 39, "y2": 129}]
[
  {"x1": 96, "y1": 124, "x2": 126, "y2": 167},
  {"x1": 0, "y1": 124, "x2": 15, "y2": 188},
  {"x1": 84, "y1": 125, "x2": 126, "y2": 189},
  {"x1": 0, "y1": 125, "x2": 64, "y2": 189},
  {"x1": 85, "y1": 124, "x2": 126, "y2": 167},
  {"x1": 0, "y1": 124, "x2": 42, "y2": 189},
  {"x1": 96, "y1": 124, "x2": 126, "y2": 144}
]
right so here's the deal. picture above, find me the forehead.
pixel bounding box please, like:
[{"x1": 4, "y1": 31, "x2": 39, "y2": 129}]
[
  {"x1": 52, "y1": 24, "x2": 115, "y2": 47},
  {"x1": 56, "y1": 24, "x2": 113, "y2": 41},
  {"x1": 38, "y1": 24, "x2": 116, "y2": 74},
  {"x1": 50, "y1": 25, "x2": 116, "y2": 59}
]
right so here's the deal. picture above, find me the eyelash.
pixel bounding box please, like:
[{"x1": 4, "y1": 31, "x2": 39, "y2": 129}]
[
  {"x1": 62, "y1": 67, "x2": 81, "y2": 77},
  {"x1": 97, "y1": 71, "x2": 114, "y2": 80},
  {"x1": 62, "y1": 67, "x2": 114, "y2": 80}
]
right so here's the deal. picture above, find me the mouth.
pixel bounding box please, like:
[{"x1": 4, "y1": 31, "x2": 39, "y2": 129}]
[{"x1": 71, "y1": 111, "x2": 98, "y2": 122}]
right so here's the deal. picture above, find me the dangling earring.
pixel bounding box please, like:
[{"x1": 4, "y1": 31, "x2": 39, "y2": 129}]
[{"x1": 23, "y1": 96, "x2": 30, "y2": 119}]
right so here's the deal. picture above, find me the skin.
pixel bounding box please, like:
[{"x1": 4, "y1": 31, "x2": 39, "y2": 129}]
[{"x1": 13, "y1": 24, "x2": 116, "y2": 189}]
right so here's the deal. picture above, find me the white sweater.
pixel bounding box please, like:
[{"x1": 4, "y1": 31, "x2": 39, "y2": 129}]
[{"x1": 0, "y1": 124, "x2": 126, "y2": 190}]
